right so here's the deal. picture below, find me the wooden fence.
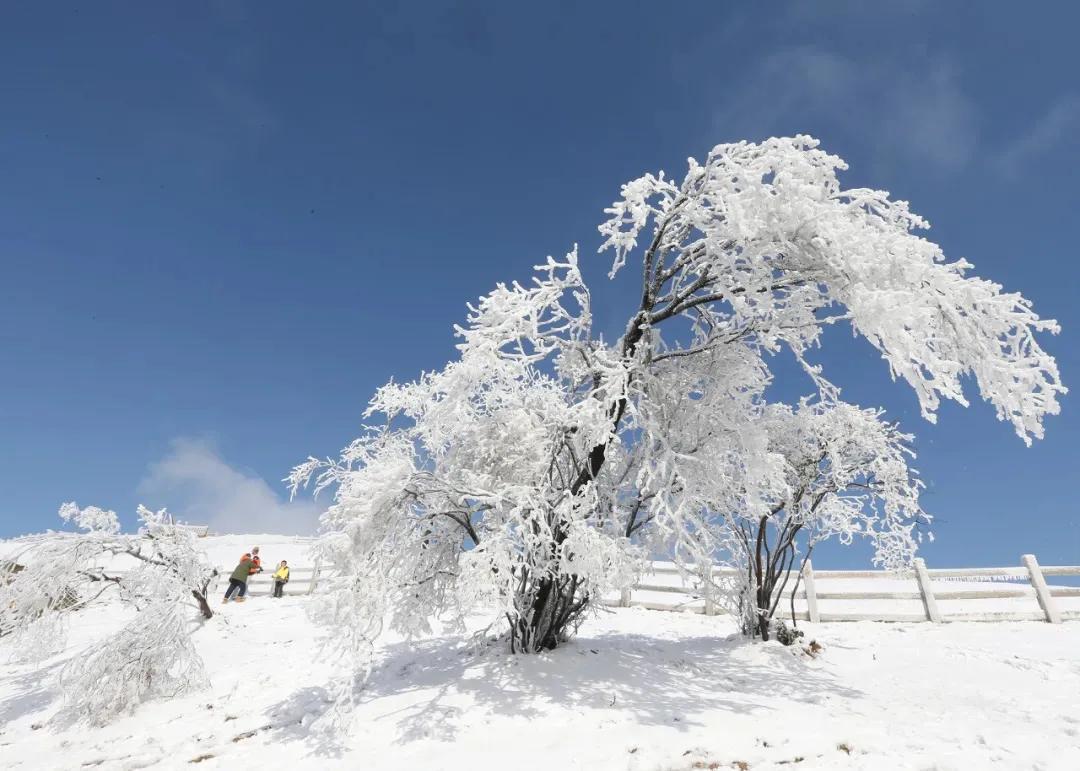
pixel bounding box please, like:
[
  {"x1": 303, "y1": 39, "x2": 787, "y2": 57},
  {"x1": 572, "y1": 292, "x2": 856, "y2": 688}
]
[
  {"x1": 101, "y1": 553, "x2": 1079, "y2": 623},
  {"x1": 175, "y1": 524, "x2": 210, "y2": 538},
  {"x1": 208, "y1": 557, "x2": 326, "y2": 598},
  {"x1": 612, "y1": 554, "x2": 1080, "y2": 624}
]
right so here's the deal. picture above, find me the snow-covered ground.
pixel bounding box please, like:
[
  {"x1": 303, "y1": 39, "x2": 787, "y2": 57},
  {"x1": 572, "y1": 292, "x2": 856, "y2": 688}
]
[{"x1": 2, "y1": 536, "x2": 1079, "y2": 770}]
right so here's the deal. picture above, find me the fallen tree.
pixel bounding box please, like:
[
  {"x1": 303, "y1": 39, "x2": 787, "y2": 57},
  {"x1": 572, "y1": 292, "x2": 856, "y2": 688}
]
[{"x1": 0, "y1": 503, "x2": 217, "y2": 724}]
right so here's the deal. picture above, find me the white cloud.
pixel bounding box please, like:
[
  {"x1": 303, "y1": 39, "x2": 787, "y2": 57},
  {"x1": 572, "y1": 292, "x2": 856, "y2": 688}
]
[
  {"x1": 713, "y1": 46, "x2": 977, "y2": 172},
  {"x1": 882, "y1": 62, "x2": 976, "y2": 169},
  {"x1": 994, "y1": 94, "x2": 1080, "y2": 177},
  {"x1": 137, "y1": 438, "x2": 321, "y2": 536}
]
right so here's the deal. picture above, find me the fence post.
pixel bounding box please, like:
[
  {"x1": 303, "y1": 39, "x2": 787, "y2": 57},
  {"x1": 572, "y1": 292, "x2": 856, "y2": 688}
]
[
  {"x1": 913, "y1": 557, "x2": 942, "y2": 623},
  {"x1": 802, "y1": 559, "x2": 820, "y2": 623},
  {"x1": 704, "y1": 569, "x2": 717, "y2": 616},
  {"x1": 307, "y1": 556, "x2": 322, "y2": 596},
  {"x1": 619, "y1": 587, "x2": 632, "y2": 607},
  {"x1": 1022, "y1": 554, "x2": 1061, "y2": 624}
]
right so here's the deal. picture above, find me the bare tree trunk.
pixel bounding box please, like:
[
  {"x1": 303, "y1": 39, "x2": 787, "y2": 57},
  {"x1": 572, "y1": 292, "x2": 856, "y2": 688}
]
[
  {"x1": 191, "y1": 589, "x2": 213, "y2": 620},
  {"x1": 512, "y1": 572, "x2": 588, "y2": 653},
  {"x1": 512, "y1": 215, "x2": 687, "y2": 653},
  {"x1": 191, "y1": 572, "x2": 216, "y2": 620}
]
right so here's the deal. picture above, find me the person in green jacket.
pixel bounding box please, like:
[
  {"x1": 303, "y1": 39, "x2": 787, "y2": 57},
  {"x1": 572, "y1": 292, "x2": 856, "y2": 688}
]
[{"x1": 222, "y1": 554, "x2": 253, "y2": 603}]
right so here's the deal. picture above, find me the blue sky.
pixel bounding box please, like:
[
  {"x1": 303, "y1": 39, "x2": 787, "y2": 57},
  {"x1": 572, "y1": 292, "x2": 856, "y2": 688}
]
[{"x1": 1, "y1": 1, "x2": 1076, "y2": 568}]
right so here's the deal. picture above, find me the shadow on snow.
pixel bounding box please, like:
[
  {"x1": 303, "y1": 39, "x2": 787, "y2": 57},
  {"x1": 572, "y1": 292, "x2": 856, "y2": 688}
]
[{"x1": 264, "y1": 616, "x2": 863, "y2": 759}]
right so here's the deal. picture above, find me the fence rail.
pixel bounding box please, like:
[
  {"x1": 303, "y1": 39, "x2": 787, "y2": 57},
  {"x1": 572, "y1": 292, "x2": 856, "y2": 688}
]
[
  {"x1": 85, "y1": 560, "x2": 330, "y2": 599},
  {"x1": 209, "y1": 557, "x2": 326, "y2": 597},
  {"x1": 174, "y1": 524, "x2": 210, "y2": 537},
  {"x1": 611, "y1": 553, "x2": 1080, "y2": 624},
  {"x1": 89, "y1": 554, "x2": 1078, "y2": 623}
]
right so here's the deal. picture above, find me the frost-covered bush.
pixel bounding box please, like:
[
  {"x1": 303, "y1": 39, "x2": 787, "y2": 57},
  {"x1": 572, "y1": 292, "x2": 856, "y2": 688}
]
[
  {"x1": 707, "y1": 401, "x2": 925, "y2": 640},
  {"x1": 58, "y1": 603, "x2": 208, "y2": 725},
  {"x1": 294, "y1": 136, "x2": 1062, "y2": 656},
  {"x1": 0, "y1": 503, "x2": 217, "y2": 722}
]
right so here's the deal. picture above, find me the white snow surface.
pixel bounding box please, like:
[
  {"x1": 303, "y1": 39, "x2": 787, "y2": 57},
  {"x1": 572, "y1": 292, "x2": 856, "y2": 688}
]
[{"x1": 2, "y1": 535, "x2": 1079, "y2": 770}]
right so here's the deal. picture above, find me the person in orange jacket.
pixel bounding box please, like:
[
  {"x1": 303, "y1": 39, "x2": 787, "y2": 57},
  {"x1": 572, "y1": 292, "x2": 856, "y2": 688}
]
[{"x1": 248, "y1": 546, "x2": 264, "y2": 576}]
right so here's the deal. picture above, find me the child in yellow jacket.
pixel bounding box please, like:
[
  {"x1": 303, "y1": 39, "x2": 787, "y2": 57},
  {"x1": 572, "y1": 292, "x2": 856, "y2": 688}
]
[{"x1": 272, "y1": 560, "x2": 290, "y2": 598}]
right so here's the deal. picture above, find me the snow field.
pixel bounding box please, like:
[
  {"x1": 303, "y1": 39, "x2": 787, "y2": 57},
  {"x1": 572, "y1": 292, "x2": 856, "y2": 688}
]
[{"x1": 2, "y1": 535, "x2": 1079, "y2": 770}]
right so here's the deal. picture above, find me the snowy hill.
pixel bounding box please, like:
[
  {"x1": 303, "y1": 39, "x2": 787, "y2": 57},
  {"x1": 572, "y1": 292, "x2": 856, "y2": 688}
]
[
  {"x1": 190, "y1": 534, "x2": 319, "y2": 569},
  {"x1": 2, "y1": 534, "x2": 1078, "y2": 770}
]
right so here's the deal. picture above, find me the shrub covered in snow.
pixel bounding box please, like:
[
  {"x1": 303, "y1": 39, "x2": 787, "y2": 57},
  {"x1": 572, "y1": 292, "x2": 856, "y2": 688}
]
[
  {"x1": 0, "y1": 503, "x2": 216, "y2": 724},
  {"x1": 711, "y1": 401, "x2": 926, "y2": 641}
]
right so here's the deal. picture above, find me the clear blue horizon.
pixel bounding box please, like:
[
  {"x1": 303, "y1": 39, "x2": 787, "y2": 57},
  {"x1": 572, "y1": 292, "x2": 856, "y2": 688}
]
[{"x1": 1, "y1": 2, "x2": 1076, "y2": 569}]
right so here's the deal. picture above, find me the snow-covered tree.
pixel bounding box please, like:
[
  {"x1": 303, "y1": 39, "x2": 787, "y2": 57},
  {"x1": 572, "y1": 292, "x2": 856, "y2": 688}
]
[
  {"x1": 0, "y1": 503, "x2": 216, "y2": 724},
  {"x1": 293, "y1": 136, "x2": 1063, "y2": 655},
  {"x1": 702, "y1": 400, "x2": 925, "y2": 642}
]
